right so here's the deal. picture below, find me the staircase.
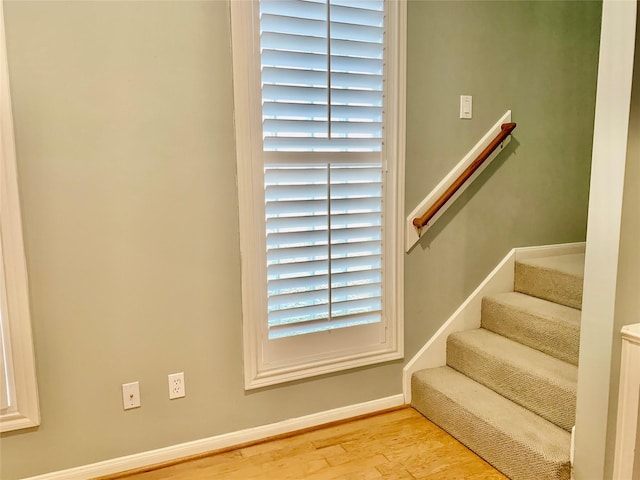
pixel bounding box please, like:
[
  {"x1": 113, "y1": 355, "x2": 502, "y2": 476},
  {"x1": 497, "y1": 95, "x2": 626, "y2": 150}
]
[{"x1": 411, "y1": 253, "x2": 585, "y2": 480}]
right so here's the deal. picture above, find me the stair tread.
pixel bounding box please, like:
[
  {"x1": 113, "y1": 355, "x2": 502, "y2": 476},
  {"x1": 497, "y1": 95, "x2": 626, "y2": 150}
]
[
  {"x1": 514, "y1": 253, "x2": 585, "y2": 310},
  {"x1": 484, "y1": 291, "x2": 581, "y2": 325},
  {"x1": 516, "y1": 253, "x2": 585, "y2": 279},
  {"x1": 482, "y1": 291, "x2": 580, "y2": 365},
  {"x1": 412, "y1": 366, "x2": 571, "y2": 480},
  {"x1": 447, "y1": 328, "x2": 576, "y2": 430},
  {"x1": 448, "y1": 328, "x2": 578, "y2": 388}
]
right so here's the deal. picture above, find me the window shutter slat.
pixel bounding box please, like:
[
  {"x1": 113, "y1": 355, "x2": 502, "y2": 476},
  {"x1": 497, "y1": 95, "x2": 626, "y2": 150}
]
[
  {"x1": 267, "y1": 258, "x2": 328, "y2": 280},
  {"x1": 330, "y1": 254, "x2": 381, "y2": 273},
  {"x1": 265, "y1": 185, "x2": 327, "y2": 202},
  {"x1": 330, "y1": 71, "x2": 383, "y2": 90},
  {"x1": 268, "y1": 289, "x2": 329, "y2": 312},
  {"x1": 267, "y1": 214, "x2": 328, "y2": 233},
  {"x1": 267, "y1": 244, "x2": 328, "y2": 265},
  {"x1": 331, "y1": 240, "x2": 381, "y2": 259},
  {"x1": 265, "y1": 199, "x2": 327, "y2": 218},
  {"x1": 331, "y1": 39, "x2": 383, "y2": 59},
  {"x1": 331, "y1": 56, "x2": 382, "y2": 76},
  {"x1": 260, "y1": 0, "x2": 327, "y2": 21},
  {"x1": 260, "y1": 14, "x2": 326, "y2": 37},
  {"x1": 267, "y1": 311, "x2": 380, "y2": 340},
  {"x1": 331, "y1": 181, "x2": 382, "y2": 198},
  {"x1": 332, "y1": 283, "x2": 382, "y2": 304},
  {"x1": 262, "y1": 67, "x2": 327, "y2": 89},
  {"x1": 331, "y1": 268, "x2": 382, "y2": 287},
  {"x1": 268, "y1": 276, "x2": 329, "y2": 298},
  {"x1": 330, "y1": 23, "x2": 383, "y2": 44},
  {"x1": 268, "y1": 303, "x2": 330, "y2": 327},
  {"x1": 331, "y1": 2, "x2": 384, "y2": 25},
  {"x1": 331, "y1": 297, "x2": 381, "y2": 317},
  {"x1": 267, "y1": 230, "x2": 329, "y2": 249},
  {"x1": 264, "y1": 103, "x2": 382, "y2": 122},
  {"x1": 263, "y1": 138, "x2": 383, "y2": 152},
  {"x1": 261, "y1": 50, "x2": 327, "y2": 71},
  {"x1": 264, "y1": 119, "x2": 382, "y2": 138},
  {"x1": 330, "y1": 226, "x2": 381, "y2": 244},
  {"x1": 330, "y1": 88, "x2": 382, "y2": 105}
]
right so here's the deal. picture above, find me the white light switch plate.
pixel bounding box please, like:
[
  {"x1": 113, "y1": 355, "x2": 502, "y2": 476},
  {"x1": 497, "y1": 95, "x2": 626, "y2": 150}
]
[{"x1": 460, "y1": 95, "x2": 472, "y2": 119}]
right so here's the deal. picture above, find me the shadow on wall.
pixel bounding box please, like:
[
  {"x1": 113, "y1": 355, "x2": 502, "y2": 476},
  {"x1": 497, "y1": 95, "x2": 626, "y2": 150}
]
[{"x1": 415, "y1": 137, "x2": 521, "y2": 251}]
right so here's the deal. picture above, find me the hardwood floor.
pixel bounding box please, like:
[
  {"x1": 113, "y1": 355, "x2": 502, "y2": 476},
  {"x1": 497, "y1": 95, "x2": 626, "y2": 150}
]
[{"x1": 109, "y1": 408, "x2": 508, "y2": 480}]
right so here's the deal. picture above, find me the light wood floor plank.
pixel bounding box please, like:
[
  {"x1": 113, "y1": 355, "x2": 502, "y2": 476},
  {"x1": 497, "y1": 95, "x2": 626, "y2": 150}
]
[{"x1": 111, "y1": 408, "x2": 508, "y2": 480}]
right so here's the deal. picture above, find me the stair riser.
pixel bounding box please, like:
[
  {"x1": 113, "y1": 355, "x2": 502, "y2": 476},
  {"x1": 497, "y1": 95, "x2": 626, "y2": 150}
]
[
  {"x1": 447, "y1": 337, "x2": 576, "y2": 431},
  {"x1": 515, "y1": 263, "x2": 583, "y2": 309},
  {"x1": 481, "y1": 297, "x2": 580, "y2": 366},
  {"x1": 412, "y1": 378, "x2": 571, "y2": 480}
]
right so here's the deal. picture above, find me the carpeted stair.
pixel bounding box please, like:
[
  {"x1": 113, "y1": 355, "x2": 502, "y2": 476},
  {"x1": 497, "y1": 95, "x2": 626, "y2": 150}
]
[{"x1": 412, "y1": 253, "x2": 585, "y2": 480}]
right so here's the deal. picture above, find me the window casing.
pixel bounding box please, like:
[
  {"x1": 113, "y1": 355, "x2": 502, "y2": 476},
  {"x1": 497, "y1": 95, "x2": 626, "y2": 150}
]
[
  {"x1": 231, "y1": 0, "x2": 405, "y2": 389},
  {"x1": 1, "y1": 2, "x2": 40, "y2": 432}
]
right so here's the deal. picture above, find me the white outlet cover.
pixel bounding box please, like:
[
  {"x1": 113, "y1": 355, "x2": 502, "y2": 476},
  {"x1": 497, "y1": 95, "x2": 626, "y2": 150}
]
[
  {"x1": 168, "y1": 372, "x2": 185, "y2": 399},
  {"x1": 122, "y1": 381, "x2": 141, "y2": 410}
]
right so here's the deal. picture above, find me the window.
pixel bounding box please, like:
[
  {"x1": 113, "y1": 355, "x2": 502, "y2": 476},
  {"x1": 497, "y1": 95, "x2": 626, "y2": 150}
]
[
  {"x1": 1, "y1": 3, "x2": 40, "y2": 432},
  {"x1": 231, "y1": 0, "x2": 405, "y2": 389}
]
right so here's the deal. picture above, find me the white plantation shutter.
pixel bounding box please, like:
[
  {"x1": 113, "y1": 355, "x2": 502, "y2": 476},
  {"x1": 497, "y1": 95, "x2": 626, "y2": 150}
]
[
  {"x1": 265, "y1": 163, "x2": 383, "y2": 338},
  {"x1": 260, "y1": 0, "x2": 385, "y2": 339},
  {"x1": 231, "y1": 0, "x2": 403, "y2": 387},
  {"x1": 260, "y1": 0, "x2": 384, "y2": 152}
]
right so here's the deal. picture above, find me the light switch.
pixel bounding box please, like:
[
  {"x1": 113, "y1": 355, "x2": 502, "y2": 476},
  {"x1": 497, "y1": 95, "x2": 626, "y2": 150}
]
[{"x1": 460, "y1": 95, "x2": 472, "y2": 119}]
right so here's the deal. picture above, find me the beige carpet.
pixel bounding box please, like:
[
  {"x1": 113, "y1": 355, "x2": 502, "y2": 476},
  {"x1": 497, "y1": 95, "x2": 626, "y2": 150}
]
[
  {"x1": 412, "y1": 252, "x2": 584, "y2": 480},
  {"x1": 482, "y1": 292, "x2": 581, "y2": 366},
  {"x1": 514, "y1": 253, "x2": 584, "y2": 309},
  {"x1": 412, "y1": 367, "x2": 572, "y2": 480}
]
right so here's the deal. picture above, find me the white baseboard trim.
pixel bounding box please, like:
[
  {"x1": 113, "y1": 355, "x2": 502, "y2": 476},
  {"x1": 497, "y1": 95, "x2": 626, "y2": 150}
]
[
  {"x1": 513, "y1": 241, "x2": 586, "y2": 262},
  {"x1": 22, "y1": 394, "x2": 405, "y2": 480},
  {"x1": 402, "y1": 241, "x2": 586, "y2": 404}
]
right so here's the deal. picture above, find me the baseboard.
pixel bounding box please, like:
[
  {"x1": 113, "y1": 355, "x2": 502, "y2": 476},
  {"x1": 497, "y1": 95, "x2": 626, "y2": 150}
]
[
  {"x1": 21, "y1": 394, "x2": 404, "y2": 480},
  {"x1": 514, "y1": 241, "x2": 585, "y2": 262},
  {"x1": 402, "y1": 241, "x2": 586, "y2": 404}
]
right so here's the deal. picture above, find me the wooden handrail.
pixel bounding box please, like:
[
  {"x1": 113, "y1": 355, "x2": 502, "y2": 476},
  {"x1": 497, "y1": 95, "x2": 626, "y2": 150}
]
[{"x1": 412, "y1": 122, "x2": 516, "y2": 232}]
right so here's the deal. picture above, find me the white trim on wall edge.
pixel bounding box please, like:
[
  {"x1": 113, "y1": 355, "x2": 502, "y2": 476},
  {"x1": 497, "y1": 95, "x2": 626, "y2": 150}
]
[
  {"x1": 402, "y1": 242, "x2": 586, "y2": 404},
  {"x1": 612, "y1": 323, "x2": 640, "y2": 480},
  {"x1": 0, "y1": 0, "x2": 41, "y2": 433},
  {"x1": 21, "y1": 394, "x2": 405, "y2": 480}
]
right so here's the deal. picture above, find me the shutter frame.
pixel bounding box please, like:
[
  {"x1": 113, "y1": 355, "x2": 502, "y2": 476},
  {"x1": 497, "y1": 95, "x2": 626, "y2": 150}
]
[{"x1": 231, "y1": 0, "x2": 405, "y2": 389}]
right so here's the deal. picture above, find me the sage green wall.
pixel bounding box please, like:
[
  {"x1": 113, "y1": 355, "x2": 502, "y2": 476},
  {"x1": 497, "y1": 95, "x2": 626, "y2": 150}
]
[
  {"x1": 404, "y1": 0, "x2": 601, "y2": 360},
  {"x1": 0, "y1": 3, "x2": 401, "y2": 478},
  {"x1": 0, "y1": 1, "x2": 600, "y2": 479}
]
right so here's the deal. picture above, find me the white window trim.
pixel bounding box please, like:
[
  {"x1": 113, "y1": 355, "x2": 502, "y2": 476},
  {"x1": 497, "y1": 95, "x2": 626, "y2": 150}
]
[
  {"x1": 231, "y1": 0, "x2": 406, "y2": 390},
  {"x1": 0, "y1": 2, "x2": 40, "y2": 432}
]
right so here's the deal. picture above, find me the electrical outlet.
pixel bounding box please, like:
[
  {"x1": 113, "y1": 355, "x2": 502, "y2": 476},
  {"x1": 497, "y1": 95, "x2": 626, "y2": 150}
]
[
  {"x1": 168, "y1": 372, "x2": 185, "y2": 399},
  {"x1": 122, "y1": 381, "x2": 141, "y2": 410}
]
